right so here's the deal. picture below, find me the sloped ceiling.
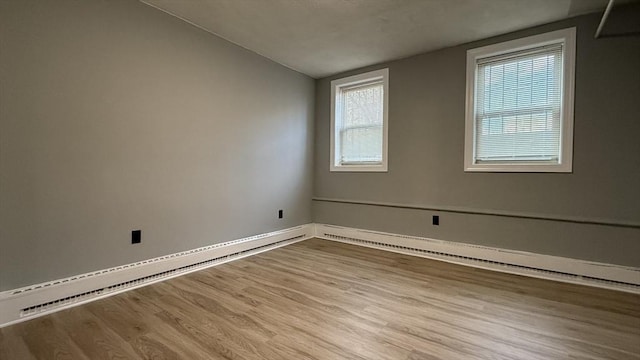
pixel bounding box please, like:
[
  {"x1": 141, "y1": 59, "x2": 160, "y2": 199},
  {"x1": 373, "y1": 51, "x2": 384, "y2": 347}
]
[{"x1": 141, "y1": 0, "x2": 614, "y2": 78}]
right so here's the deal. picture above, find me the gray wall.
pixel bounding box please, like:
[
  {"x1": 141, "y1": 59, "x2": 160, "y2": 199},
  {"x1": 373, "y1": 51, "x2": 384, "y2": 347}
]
[
  {"x1": 0, "y1": 0, "x2": 314, "y2": 291},
  {"x1": 1, "y1": 1, "x2": 638, "y2": 292},
  {"x1": 314, "y1": 10, "x2": 640, "y2": 267}
]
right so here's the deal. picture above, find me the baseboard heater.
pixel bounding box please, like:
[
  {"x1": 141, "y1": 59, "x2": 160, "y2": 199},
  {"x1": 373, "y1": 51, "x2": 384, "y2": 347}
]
[
  {"x1": 2, "y1": 223, "x2": 638, "y2": 328},
  {"x1": 0, "y1": 225, "x2": 312, "y2": 328},
  {"x1": 315, "y1": 224, "x2": 640, "y2": 294}
]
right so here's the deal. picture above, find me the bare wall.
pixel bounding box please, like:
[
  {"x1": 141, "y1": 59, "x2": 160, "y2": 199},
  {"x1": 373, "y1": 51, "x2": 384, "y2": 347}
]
[
  {"x1": 313, "y1": 9, "x2": 640, "y2": 267},
  {"x1": 0, "y1": 0, "x2": 314, "y2": 291}
]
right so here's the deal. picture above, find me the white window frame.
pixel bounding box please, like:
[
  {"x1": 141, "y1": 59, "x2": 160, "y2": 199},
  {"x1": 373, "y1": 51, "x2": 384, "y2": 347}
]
[
  {"x1": 464, "y1": 28, "x2": 576, "y2": 173},
  {"x1": 330, "y1": 68, "x2": 389, "y2": 172}
]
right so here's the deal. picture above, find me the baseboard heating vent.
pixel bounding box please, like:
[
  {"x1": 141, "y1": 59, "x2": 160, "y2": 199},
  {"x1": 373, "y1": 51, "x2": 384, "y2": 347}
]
[
  {"x1": 11, "y1": 231, "x2": 301, "y2": 297},
  {"x1": 321, "y1": 232, "x2": 640, "y2": 293},
  {"x1": 19, "y1": 234, "x2": 305, "y2": 318}
]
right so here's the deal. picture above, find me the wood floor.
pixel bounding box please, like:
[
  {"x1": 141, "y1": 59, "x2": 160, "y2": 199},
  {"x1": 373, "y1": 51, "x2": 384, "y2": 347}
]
[{"x1": 1, "y1": 239, "x2": 639, "y2": 360}]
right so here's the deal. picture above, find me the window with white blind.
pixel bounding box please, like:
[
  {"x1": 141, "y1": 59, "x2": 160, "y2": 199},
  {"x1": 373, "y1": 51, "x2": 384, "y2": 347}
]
[
  {"x1": 465, "y1": 28, "x2": 575, "y2": 172},
  {"x1": 331, "y1": 69, "x2": 388, "y2": 172}
]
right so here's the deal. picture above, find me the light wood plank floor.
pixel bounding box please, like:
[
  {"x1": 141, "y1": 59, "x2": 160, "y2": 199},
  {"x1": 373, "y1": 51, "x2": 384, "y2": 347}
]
[{"x1": 1, "y1": 238, "x2": 639, "y2": 359}]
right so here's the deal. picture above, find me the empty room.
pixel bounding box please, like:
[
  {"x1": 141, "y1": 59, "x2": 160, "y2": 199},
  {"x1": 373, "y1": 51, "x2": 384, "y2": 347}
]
[{"x1": 1, "y1": 0, "x2": 639, "y2": 359}]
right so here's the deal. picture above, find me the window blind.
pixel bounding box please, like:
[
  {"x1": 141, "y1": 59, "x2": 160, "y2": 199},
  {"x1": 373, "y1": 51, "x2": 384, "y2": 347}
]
[
  {"x1": 474, "y1": 44, "x2": 563, "y2": 163},
  {"x1": 339, "y1": 81, "x2": 384, "y2": 164}
]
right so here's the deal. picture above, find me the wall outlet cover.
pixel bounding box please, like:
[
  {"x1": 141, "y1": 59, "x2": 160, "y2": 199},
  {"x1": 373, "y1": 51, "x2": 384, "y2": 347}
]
[{"x1": 132, "y1": 230, "x2": 141, "y2": 244}]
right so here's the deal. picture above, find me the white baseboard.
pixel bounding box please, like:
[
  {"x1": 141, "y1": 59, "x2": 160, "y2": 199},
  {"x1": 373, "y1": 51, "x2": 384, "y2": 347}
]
[
  {"x1": 0, "y1": 224, "x2": 313, "y2": 328},
  {"x1": 314, "y1": 224, "x2": 640, "y2": 294},
  {"x1": 2, "y1": 222, "x2": 637, "y2": 328}
]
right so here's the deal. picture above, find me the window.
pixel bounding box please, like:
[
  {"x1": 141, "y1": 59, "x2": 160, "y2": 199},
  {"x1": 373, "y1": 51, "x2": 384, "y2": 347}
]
[
  {"x1": 331, "y1": 68, "x2": 388, "y2": 172},
  {"x1": 465, "y1": 28, "x2": 575, "y2": 172}
]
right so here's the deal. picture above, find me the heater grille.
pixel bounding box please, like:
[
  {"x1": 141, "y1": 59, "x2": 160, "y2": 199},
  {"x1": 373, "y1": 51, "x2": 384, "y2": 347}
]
[
  {"x1": 323, "y1": 232, "x2": 640, "y2": 291},
  {"x1": 20, "y1": 235, "x2": 305, "y2": 317},
  {"x1": 12, "y1": 231, "x2": 285, "y2": 296}
]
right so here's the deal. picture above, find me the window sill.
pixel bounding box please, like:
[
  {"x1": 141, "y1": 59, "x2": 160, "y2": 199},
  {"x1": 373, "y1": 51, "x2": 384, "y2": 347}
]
[
  {"x1": 330, "y1": 164, "x2": 388, "y2": 172},
  {"x1": 464, "y1": 162, "x2": 572, "y2": 173}
]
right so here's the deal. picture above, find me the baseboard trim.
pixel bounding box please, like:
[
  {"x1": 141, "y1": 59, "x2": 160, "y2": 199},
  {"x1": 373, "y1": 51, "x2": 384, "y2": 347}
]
[
  {"x1": 0, "y1": 224, "x2": 313, "y2": 328},
  {"x1": 2, "y1": 222, "x2": 638, "y2": 328},
  {"x1": 314, "y1": 224, "x2": 640, "y2": 294}
]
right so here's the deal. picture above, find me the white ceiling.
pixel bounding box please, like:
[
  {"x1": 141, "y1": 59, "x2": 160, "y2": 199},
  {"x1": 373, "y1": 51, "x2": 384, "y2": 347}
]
[{"x1": 141, "y1": 0, "x2": 612, "y2": 78}]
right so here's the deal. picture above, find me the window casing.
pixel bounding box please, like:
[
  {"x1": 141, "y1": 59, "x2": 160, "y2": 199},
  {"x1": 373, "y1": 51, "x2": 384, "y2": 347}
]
[
  {"x1": 464, "y1": 28, "x2": 576, "y2": 172},
  {"x1": 331, "y1": 69, "x2": 389, "y2": 172}
]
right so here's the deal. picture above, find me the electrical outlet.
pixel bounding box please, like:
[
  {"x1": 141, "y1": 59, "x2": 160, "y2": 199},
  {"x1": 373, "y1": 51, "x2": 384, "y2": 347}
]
[
  {"x1": 432, "y1": 215, "x2": 439, "y2": 226},
  {"x1": 278, "y1": 209, "x2": 283, "y2": 219},
  {"x1": 132, "y1": 230, "x2": 141, "y2": 244}
]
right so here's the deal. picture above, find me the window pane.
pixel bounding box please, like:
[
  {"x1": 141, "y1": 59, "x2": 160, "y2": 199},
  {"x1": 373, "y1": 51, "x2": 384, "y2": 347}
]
[
  {"x1": 340, "y1": 82, "x2": 384, "y2": 164},
  {"x1": 341, "y1": 125, "x2": 383, "y2": 163},
  {"x1": 475, "y1": 45, "x2": 562, "y2": 163}
]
